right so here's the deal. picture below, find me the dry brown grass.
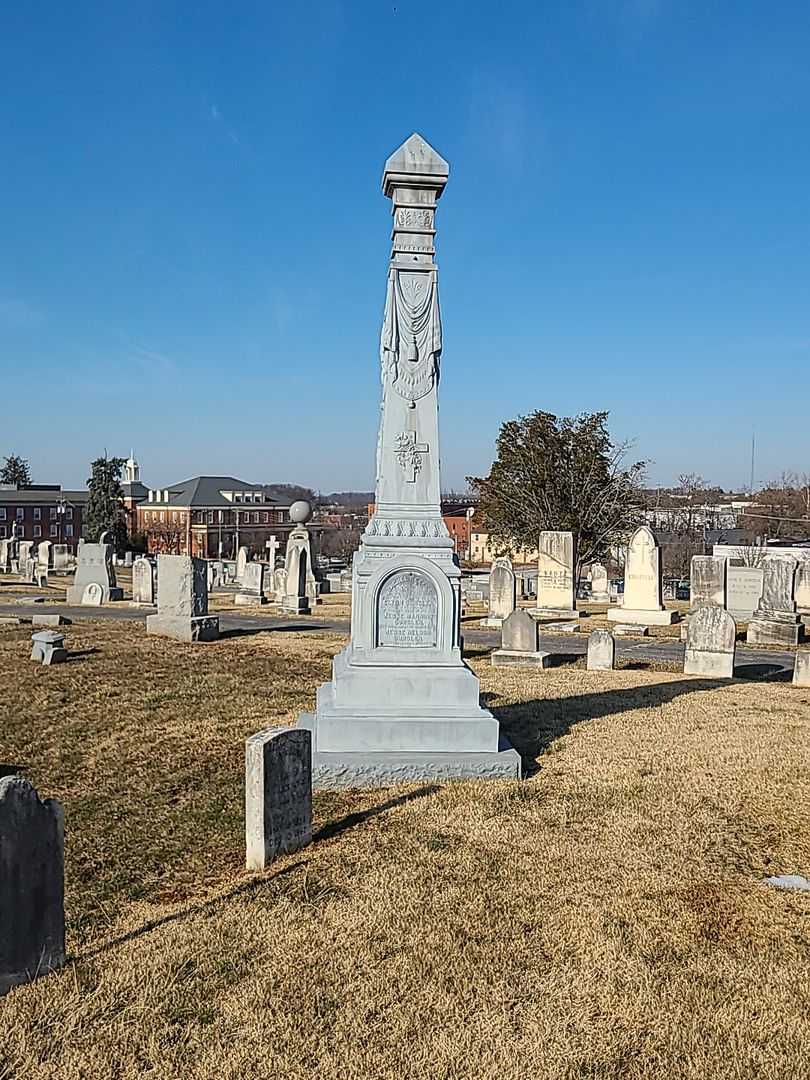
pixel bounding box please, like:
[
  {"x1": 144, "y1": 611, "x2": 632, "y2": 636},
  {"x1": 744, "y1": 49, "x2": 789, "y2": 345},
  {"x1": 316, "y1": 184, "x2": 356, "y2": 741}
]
[{"x1": 1, "y1": 620, "x2": 809, "y2": 1079}]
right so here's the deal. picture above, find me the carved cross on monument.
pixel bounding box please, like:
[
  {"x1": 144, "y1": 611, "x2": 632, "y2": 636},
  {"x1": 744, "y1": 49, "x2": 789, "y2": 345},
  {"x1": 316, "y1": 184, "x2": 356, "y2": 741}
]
[
  {"x1": 265, "y1": 534, "x2": 280, "y2": 567},
  {"x1": 395, "y1": 431, "x2": 429, "y2": 482}
]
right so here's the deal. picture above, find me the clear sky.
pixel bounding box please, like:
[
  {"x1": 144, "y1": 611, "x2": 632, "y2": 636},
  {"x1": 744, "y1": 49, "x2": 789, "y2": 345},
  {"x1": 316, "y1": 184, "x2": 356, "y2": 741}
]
[{"x1": 2, "y1": 1, "x2": 808, "y2": 494}]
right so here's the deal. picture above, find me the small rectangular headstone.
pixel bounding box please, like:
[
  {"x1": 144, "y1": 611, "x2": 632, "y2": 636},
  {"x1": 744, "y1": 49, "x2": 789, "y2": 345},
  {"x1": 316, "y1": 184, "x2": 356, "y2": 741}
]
[
  {"x1": 0, "y1": 777, "x2": 65, "y2": 996},
  {"x1": 245, "y1": 727, "x2": 312, "y2": 870},
  {"x1": 587, "y1": 629, "x2": 615, "y2": 670},
  {"x1": 794, "y1": 651, "x2": 810, "y2": 687}
]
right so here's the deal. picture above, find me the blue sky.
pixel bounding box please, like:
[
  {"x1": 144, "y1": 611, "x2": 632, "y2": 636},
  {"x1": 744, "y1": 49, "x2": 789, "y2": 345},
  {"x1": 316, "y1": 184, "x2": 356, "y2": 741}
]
[{"x1": 1, "y1": 1, "x2": 808, "y2": 493}]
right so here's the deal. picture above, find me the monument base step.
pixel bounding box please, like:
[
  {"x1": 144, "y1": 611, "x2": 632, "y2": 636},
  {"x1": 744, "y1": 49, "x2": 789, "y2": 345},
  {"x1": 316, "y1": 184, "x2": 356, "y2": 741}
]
[
  {"x1": 282, "y1": 598, "x2": 311, "y2": 615},
  {"x1": 534, "y1": 608, "x2": 579, "y2": 620},
  {"x1": 234, "y1": 593, "x2": 268, "y2": 606},
  {"x1": 491, "y1": 649, "x2": 551, "y2": 669},
  {"x1": 298, "y1": 714, "x2": 521, "y2": 789},
  {"x1": 146, "y1": 614, "x2": 220, "y2": 642},
  {"x1": 746, "y1": 619, "x2": 803, "y2": 647},
  {"x1": 607, "y1": 607, "x2": 679, "y2": 625},
  {"x1": 683, "y1": 648, "x2": 735, "y2": 678}
]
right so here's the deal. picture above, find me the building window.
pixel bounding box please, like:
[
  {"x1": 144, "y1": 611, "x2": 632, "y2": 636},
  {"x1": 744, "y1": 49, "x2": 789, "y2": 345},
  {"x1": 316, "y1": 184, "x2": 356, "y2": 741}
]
[
  {"x1": 50, "y1": 524, "x2": 58, "y2": 537},
  {"x1": 159, "y1": 512, "x2": 165, "y2": 523},
  {"x1": 49, "y1": 507, "x2": 57, "y2": 519},
  {"x1": 218, "y1": 510, "x2": 224, "y2": 524},
  {"x1": 0, "y1": 509, "x2": 4, "y2": 520},
  {"x1": 207, "y1": 510, "x2": 214, "y2": 524},
  {"x1": 34, "y1": 507, "x2": 41, "y2": 520},
  {"x1": 0, "y1": 525, "x2": 6, "y2": 538},
  {"x1": 65, "y1": 524, "x2": 74, "y2": 538},
  {"x1": 253, "y1": 512, "x2": 259, "y2": 524},
  {"x1": 33, "y1": 525, "x2": 42, "y2": 538},
  {"x1": 66, "y1": 507, "x2": 73, "y2": 520},
  {"x1": 172, "y1": 512, "x2": 179, "y2": 523},
  {"x1": 263, "y1": 512, "x2": 269, "y2": 524},
  {"x1": 16, "y1": 508, "x2": 24, "y2": 520}
]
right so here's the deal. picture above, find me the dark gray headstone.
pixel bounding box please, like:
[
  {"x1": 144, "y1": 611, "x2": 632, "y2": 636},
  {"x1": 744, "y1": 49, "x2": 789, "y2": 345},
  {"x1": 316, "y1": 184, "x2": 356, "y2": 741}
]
[
  {"x1": 245, "y1": 727, "x2": 312, "y2": 870},
  {"x1": 0, "y1": 777, "x2": 65, "y2": 995},
  {"x1": 501, "y1": 609, "x2": 539, "y2": 653}
]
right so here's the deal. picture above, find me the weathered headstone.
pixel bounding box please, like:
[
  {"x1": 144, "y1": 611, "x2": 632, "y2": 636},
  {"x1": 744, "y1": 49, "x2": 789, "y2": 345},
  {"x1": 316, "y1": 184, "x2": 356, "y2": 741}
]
[
  {"x1": 536, "y1": 531, "x2": 578, "y2": 619},
  {"x1": 245, "y1": 727, "x2": 312, "y2": 870},
  {"x1": 131, "y1": 557, "x2": 155, "y2": 605},
  {"x1": 492, "y1": 609, "x2": 550, "y2": 668},
  {"x1": 684, "y1": 602, "x2": 736, "y2": 678},
  {"x1": 236, "y1": 547, "x2": 249, "y2": 584},
  {"x1": 146, "y1": 555, "x2": 219, "y2": 642},
  {"x1": 795, "y1": 560, "x2": 810, "y2": 618},
  {"x1": 589, "y1": 562, "x2": 610, "y2": 603},
  {"x1": 298, "y1": 133, "x2": 520, "y2": 786},
  {"x1": 587, "y1": 629, "x2": 615, "y2": 670},
  {"x1": 608, "y1": 526, "x2": 678, "y2": 626},
  {"x1": 51, "y1": 545, "x2": 71, "y2": 573},
  {"x1": 30, "y1": 630, "x2": 68, "y2": 665},
  {"x1": 66, "y1": 538, "x2": 123, "y2": 605},
  {"x1": 793, "y1": 651, "x2": 810, "y2": 687},
  {"x1": 484, "y1": 557, "x2": 516, "y2": 627},
  {"x1": 0, "y1": 777, "x2": 65, "y2": 995},
  {"x1": 34, "y1": 542, "x2": 51, "y2": 587},
  {"x1": 690, "y1": 555, "x2": 726, "y2": 607},
  {"x1": 0, "y1": 538, "x2": 11, "y2": 573},
  {"x1": 746, "y1": 555, "x2": 803, "y2": 647},
  {"x1": 235, "y1": 561, "x2": 268, "y2": 606},
  {"x1": 726, "y1": 564, "x2": 763, "y2": 621}
]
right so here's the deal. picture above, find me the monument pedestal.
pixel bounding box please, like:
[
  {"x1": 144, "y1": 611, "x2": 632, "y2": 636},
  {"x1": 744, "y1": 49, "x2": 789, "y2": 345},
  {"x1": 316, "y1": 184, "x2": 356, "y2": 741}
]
[
  {"x1": 535, "y1": 607, "x2": 579, "y2": 621},
  {"x1": 491, "y1": 649, "x2": 551, "y2": 669},
  {"x1": 234, "y1": 592, "x2": 268, "y2": 607},
  {"x1": 746, "y1": 617, "x2": 802, "y2": 647},
  {"x1": 608, "y1": 607, "x2": 678, "y2": 626},
  {"x1": 146, "y1": 614, "x2": 219, "y2": 642},
  {"x1": 282, "y1": 596, "x2": 311, "y2": 615}
]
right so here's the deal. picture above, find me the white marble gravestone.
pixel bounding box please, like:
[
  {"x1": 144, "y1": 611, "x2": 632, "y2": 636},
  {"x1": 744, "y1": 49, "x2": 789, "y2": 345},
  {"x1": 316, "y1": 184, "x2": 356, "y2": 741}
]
[
  {"x1": 536, "y1": 532, "x2": 578, "y2": 618},
  {"x1": 146, "y1": 555, "x2": 219, "y2": 642},
  {"x1": 66, "y1": 537, "x2": 123, "y2": 605},
  {"x1": 684, "y1": 602, "x2": 736, "y2": 678},
  {"x1": 235, "y1": 561, "x2": 267, "y2": 606},
  {"x1": 589, "y1": 562, "x2": 610, "y2": 603},
  {"x1": 726, "y1": 564, "x2": 763, "y2": 620},
  {"x1": 236, "y1": 546, "x2": 249, "y2": 584},
  {"x1": 485, "y1": 557, "x2": 516, "y2": 627},
  {"x1": 587, "y1": 629, "x2": 615, "y2": 670},
  {"x1": 794, "y1": 651, "x2": 810, "y2": 687},
  {"x1": 608, "y1": 526, "x2": 678, "y2": 625},
  {"x1": 131, "y1": 557, "x2": 155, "y2": 605},
  {"x1": 245, "y1": 727, "x2": 312, "y2": 869},
  {"x1": 746, "y1": 555, "x2": 803, "y2": 647},
  {"x1": 298, "y1": 134, "x2": 520, "y2": 787},
  {"x1": 690, "y1": 555, "x2": 726, "y2": 607},
  {"x1": 281, "y1": 503, "x2": 319, "y2": 613}
]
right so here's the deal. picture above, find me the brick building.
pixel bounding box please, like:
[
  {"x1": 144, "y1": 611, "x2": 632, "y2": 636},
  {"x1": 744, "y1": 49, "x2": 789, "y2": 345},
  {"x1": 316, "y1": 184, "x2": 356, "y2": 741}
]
[
  {"x1": 136, "y1": 476, "x2": 320, "y2": 558},
  {"x1": 0, "y1": 485, "x2": 87, "y2": 549}
]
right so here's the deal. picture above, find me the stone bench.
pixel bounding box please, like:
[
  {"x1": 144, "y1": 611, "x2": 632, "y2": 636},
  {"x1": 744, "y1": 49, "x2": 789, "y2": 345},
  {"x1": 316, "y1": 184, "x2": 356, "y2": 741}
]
[{"x1": 30, "y1": 630, "x2": 68, "y2": 666}]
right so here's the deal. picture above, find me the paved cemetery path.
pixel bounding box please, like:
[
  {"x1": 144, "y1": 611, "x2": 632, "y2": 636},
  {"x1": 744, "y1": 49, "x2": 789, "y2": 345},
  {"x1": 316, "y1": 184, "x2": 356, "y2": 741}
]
[{"x1": 0, "y1": 601, "x2": 797, "y2": 677}]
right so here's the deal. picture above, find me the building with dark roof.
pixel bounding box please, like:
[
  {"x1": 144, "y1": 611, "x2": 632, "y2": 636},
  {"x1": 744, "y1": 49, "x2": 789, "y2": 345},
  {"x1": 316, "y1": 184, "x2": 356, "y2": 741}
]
[
  {"x1": 0, "y1": 484, "x2": 87, "y2": 549},
  {"x1": 136, "y1": 475, "x2": 307, "y2": 558}
]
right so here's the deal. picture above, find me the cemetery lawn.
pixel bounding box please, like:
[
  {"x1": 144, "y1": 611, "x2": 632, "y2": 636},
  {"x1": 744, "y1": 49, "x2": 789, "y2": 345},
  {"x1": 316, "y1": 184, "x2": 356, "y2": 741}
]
[{"x1": 1, "y1": 621, "x2": 809, "y2": 1079}]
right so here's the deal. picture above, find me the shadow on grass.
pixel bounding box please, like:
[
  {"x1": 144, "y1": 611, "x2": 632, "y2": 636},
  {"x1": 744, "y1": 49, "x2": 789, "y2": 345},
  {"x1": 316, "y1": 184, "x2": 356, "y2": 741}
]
[
  {"x1": 313, "y1": 784, "x2": 440, "y2": 843},
  {"x1": 65, "y1": 648, "x2": 99, "y2": 662},
  {"x1": 734, "y1": 662, "x2": 793, "y2": 682},
  {"x1": 488, "y1": 677, "x2": 729, "y2": 777},
  {"x1": 0, "y1": 763, "x2": 26, "y2": 779}
]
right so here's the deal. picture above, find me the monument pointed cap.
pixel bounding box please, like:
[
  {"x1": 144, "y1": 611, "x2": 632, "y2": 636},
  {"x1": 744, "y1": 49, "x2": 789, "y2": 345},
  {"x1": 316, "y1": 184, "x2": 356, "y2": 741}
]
[{"x1": 382, "y1": 132, "x2": 449, "y2": 197}]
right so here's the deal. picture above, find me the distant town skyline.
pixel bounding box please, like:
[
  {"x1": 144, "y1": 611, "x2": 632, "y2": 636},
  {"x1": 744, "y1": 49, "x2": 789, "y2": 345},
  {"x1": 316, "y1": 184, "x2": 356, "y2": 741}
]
[{"x1": 2, "y1": 2, "x2": 808, "y2": 493}]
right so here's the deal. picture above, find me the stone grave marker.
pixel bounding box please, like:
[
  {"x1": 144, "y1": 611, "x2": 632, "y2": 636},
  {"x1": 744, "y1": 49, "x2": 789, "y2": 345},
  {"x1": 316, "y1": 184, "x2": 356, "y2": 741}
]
[
  {"x1": 746, "y1": 555, "x2": 803, "y2": 647},
  {"x1": 484, "y1": 557, "x2": 516, "y2": 627},
  {"x1": 0, "y1": 777, "x2": 65, "y2": 996},
  {"x1": 245, "y1": 727, "x2": 312, "y2": 870},
  {"x1": 236, "y1": 547, "x2": 249, "y2": 584},
  {"x1": 131, "y1": 557, "x2": 155, "y2": 605},
  {"x1": 726, "y1": 564, "x2": 763, "y2": 621},
  {"x1": 793, "y1": 651, "x2": 810, "y2": 687},
  {"x1": 684, "y1": 602, "x2": 736, "y2": 678},
  {"x1": 30, "y1": 630, "x2": 68, "y2": 665},
  {"x1": 66, "y1": 537, "x2": 122, "y2": 605},
  {"x1": 589, "y1": 562, "x2": 610, "y2": 603},
  {"x1": 81, "y1": 582, "x2": 103, "y2": 606},
  {"x1": 235, "y1": 561, "x2": 268, "y2": 606},
  {"x1": 608, "y1": 526, "x2": 678, "y2": 626},
  {"x1": 795, "y1": 560, "x2": 810, "y2": 620},
  {"x1": 587, "y1": 629, "x2": 615, "y2": 670},
  {"x1": 492, "y1": 609, "x2": 550, "y2": 669},
  {"x1": 690, "y1": 555, "x2": 726, "y2": 607},
  {"x1": 146, "y1": 555, "x2": 219, "y2": 642},
  {"x1": 282, "y1": 503, "x2": 320, "y2": 613},
  {"x1": 536, "y1": 531, "x2": 578, "y2": 619}
]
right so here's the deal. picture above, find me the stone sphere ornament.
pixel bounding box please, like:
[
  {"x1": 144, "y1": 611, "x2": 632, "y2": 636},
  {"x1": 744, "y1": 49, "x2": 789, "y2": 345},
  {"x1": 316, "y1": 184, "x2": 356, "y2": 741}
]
[{"x1": 289, "y1": 500, "x2": 313, "y2": 525}]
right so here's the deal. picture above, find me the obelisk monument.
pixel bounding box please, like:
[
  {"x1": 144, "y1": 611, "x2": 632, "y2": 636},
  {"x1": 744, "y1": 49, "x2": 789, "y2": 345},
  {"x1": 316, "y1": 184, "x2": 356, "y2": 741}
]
[{"x1": 299, "y1": 133, "x2": 520, "y2": 788}]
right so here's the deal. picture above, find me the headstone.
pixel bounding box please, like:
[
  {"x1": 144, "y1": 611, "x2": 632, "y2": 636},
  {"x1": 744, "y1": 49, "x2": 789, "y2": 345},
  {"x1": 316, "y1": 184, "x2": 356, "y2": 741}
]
[
  {"x1": 31, "y1": 614, "x2": 70, "y2": 628},
  {"x1": 235, "y1": 561, "x2": 268, "y2": 606},
  {"x1": 587, "y1": 629, "x2": 615, "y2": 670},
  {"x1": 245, "y1": 727, "x2": 312, "y2": 870},
  {"x1": 273, "y1": 567, "x2": 287, "y2": 597},
  {"x1": 51, "y1": 545, "x2": 70, "y2": 572},
  {"x1": 282, "y1": 504, "x2": 317, "y2": 614},
  {"x1": 65, "y1": 538, "x2": 123, "y2": 605},
  {"x1": 146, "y1": 555, "x2": 219, "y2": 642},
  {"x1": 795, "y1": 560, "x2": 810, "y2": 616},
  {"x1": 124, "y1": 551, "x2": 134, "y2": 567},
  {"x1": 690, "y1": 555, "x2": 726, "y2": 607},
  {"x1": 265, "y1": 535, "x2": 280, "y2": 570},
  {"x1": 0, "y1": 778, "x2": 65, "y2": 996},
  {"x1": 726, "y1": 564, "x2": 763, "y2": 621},
  {"x1": 131, "y1": 557, "x2": 155, "y2": 605},
  {"x1": 684, "y1": 602, "x2": 736, "y2": 678},
  {"x1": 484, "y1": 557, "x2": 516, "y2": 627},
  {"x1": 589, "y1": 562, "x2": 610, "y2": 603},
  {"x1": 535, "y1": 531, "x2": 578, "y2": 619},
  {"x1": 746, "y1": 555, "x2": 803, "y2": 647},
  {"x1": 793, "y1": 651, "x2": 810, "y2": 687},
  {"x1": 608, "y1": 526, "x2": 678, "y2": 626},
  {"x1": 236, "y1": 546, "x2": 249, "y2": 584},
  {"x1": 0, "y1": 538, "x2": 11, "y2": 573},
  {"x1": 30, "y1": 630, "x2": 68, "y2": 665},
  {"x1": 34, "y1": 542, "x2": 51, "y2": 587},
  {"x1": 17, "y1": 542, "x2": 33, "y2": 583},
  {"x1": 491, "y1": 609, "x2": 550, "y2": 668},
  {"x1": 298, "y1": 133, "x2": 520, "y2": 787},
  {"x1": 613, "y1": 623, "x2": 649, "y2": 636}
]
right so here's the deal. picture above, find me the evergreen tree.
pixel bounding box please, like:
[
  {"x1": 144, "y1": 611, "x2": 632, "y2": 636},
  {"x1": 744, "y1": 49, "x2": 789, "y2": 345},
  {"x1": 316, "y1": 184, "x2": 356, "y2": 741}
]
[
  {"x1": 85, "y1": 455, "x2": 128, "y2": 552},
  {"x1": 0, "y1": 454, "x2": 31, "y2": 486}
]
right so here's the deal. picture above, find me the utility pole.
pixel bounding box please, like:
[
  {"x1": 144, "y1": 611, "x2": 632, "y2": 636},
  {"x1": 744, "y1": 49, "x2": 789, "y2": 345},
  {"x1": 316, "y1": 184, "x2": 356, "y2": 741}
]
[{"x1": 749, "y1": 431, "x2": 756, "y2": 495}]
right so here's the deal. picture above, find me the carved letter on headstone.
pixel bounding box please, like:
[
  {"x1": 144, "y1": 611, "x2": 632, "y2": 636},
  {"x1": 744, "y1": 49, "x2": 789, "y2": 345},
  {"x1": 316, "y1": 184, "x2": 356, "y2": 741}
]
[{"x1": 376, "y1": 570, "x2": 438, "y2": 647}]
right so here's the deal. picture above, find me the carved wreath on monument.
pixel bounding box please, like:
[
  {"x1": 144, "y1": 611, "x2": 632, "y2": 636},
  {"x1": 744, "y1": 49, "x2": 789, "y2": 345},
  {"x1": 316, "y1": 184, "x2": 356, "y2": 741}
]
[{"x1": 380, "y1": 269, "x2": 442, "y2": 402}]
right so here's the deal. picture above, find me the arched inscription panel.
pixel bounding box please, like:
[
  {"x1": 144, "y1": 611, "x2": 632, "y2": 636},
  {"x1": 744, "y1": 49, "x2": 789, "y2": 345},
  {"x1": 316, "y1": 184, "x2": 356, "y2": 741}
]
[{"x1": 376, "y1": 570, "x2": 438, "y2": 648}]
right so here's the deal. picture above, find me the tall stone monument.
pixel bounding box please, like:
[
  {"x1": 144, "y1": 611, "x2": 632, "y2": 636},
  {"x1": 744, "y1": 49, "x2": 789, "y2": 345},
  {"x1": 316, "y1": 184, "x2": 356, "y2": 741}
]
[
  {"x1": 146, "y1": 555, "x2": 219, "y2": 642},
  {"x1": 746, "y1": 555, "x2": 803, "y2": 646},
  {"x1": 536, "y1": 531, "x2": 578, "y2": 619},
  {"x1": 608, "y1": 526, "x2": 678, "y2": 626},
  {"x1": 298, "y1": 133, "x2": 520, "y2": 787},
  {"x1": 281, "y1": 501, "x2": 319, "y2": 614}
]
